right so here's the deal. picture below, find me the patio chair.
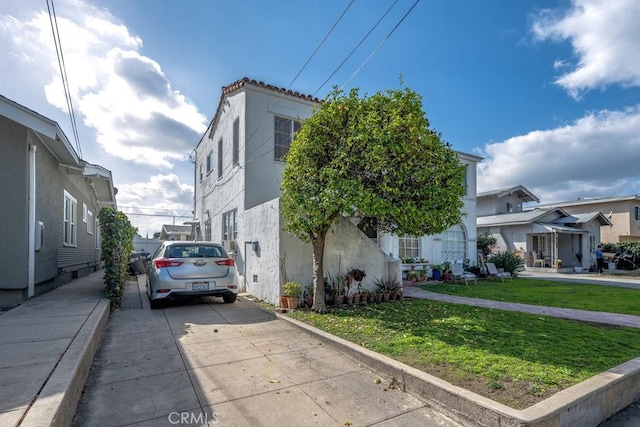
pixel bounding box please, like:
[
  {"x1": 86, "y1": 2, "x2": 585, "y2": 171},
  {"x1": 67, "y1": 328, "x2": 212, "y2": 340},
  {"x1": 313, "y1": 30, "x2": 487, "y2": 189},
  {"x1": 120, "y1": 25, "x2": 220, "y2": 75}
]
[
  {"x1": 532, "y1": 251, "x2": 545, "y2": 268},
  {"x1": 485, "y1": 262, "x2": 512, "y2": 282},
  {"x1": 450, "y1": 263, "x2": 477, "y2": 285}
]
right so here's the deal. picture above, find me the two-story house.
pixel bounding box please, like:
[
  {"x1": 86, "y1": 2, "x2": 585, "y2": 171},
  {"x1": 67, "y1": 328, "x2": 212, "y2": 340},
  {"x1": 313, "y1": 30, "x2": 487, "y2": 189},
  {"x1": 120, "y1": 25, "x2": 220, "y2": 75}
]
[
  {"x1": 193, "y1": 78, "x2": 481, "y2": 304},
  {"x1": 0, "y1": 95, "x2": 116, "y2": 308},
  {"x1": 536, "y1": 195, "x2": 640, "y2": 244},
  {"x1": 477, "y1": 186, "x2": 611, "y2": 271}
]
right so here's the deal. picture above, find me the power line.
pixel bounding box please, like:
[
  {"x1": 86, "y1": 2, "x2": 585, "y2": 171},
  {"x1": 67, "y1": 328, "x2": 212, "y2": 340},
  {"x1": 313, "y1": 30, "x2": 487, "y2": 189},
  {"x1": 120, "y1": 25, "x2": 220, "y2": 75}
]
[
  {"x1": 341, "y1": 0, "x2": 421, "y2": 90},
  {"x1": 313, "y1": 0, "x2": 401, "y2": 97},
  {"x1": 46, "y1": 0, "x2": 82, "y2": 158},
  {"x1": 242, "y1": 1, "x2": 355, "y2": 162}
]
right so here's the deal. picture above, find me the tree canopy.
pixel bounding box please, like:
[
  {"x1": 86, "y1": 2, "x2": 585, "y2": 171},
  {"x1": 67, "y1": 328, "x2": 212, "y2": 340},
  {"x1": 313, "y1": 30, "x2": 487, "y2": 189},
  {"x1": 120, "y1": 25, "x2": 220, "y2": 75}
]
[{"x1": 281, "y1": 86, "x2": 466, "y2": 312}]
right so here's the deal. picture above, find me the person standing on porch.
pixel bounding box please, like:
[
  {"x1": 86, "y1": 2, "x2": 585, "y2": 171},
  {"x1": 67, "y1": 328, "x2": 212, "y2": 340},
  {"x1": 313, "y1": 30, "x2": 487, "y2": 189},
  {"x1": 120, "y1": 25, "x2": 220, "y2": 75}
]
[{"x1": 595, "y1": 245, "x2": 604, "y2": 274}]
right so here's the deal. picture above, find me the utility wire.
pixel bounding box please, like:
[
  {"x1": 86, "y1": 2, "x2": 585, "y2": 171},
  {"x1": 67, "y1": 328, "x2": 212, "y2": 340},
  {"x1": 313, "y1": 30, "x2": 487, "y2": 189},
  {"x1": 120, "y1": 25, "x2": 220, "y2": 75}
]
[
  {"x1": 46, "y1": 0, "x2": 82, "y2": 158},
  {"x1": 242, "y1": 0, "x2": 355, "y2": 162},
  {"x1": 341, "y1": 0, "x2": 420, "y2": 90},
  {"x1": 313, "y1": 0, "x2": 400, "y2": 97}
]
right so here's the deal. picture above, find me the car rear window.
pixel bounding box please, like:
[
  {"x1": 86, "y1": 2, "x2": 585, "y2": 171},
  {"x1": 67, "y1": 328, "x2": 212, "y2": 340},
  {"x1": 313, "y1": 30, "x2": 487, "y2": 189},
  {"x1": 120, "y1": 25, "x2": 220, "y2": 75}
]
[{"x1": 165, "y1": 245, "x2": 226, "y2": 258}]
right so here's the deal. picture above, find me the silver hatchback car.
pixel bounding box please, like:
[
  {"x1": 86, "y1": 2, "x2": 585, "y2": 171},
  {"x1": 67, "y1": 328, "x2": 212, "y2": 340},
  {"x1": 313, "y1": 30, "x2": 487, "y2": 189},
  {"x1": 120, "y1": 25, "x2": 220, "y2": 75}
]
[{"x1": 147, "y1": 241, "x2": 239, "y2": 308}]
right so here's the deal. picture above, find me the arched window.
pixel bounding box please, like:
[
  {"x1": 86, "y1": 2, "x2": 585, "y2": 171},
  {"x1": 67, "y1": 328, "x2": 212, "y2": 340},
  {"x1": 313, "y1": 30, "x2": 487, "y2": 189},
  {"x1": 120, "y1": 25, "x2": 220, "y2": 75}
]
[{"x1": 442, "y1": 224, "x2": 466, "y2": 262}]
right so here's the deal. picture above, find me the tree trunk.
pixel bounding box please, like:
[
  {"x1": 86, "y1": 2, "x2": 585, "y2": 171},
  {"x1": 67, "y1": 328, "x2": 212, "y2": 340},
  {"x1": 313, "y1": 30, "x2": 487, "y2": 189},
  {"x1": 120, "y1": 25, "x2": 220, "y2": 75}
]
[{"x1": 311, "y1": 229, "x2": 328, "y2": 313}]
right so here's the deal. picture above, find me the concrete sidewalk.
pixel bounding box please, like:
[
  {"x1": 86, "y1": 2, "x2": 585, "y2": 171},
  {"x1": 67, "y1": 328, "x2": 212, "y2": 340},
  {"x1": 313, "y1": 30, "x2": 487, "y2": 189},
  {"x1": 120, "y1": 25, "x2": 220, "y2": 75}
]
[
  {"x1": 0, "y1": 271, "x2": 110, "y2": 427},
  {"x1": 72, "y1": 277, "x2": 458, "y2": 426}
]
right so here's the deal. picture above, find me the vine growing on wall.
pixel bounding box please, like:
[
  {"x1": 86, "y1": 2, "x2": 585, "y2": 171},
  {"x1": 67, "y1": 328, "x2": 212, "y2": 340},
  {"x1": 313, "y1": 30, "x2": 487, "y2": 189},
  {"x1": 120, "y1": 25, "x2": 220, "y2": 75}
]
[{"x1": 98, "y1": 207, "x2": 136, "y2": 310}]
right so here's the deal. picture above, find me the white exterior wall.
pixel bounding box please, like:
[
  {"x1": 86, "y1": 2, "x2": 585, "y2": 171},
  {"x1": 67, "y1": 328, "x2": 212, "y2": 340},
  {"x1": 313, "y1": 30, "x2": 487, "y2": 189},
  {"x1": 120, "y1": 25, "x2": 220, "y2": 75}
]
[
  {"x1": 194, "y1": 90, "x2": 246, "y2": 246},
  {"x1": 243, "y1": 86, "x2": 315, "y2": 209}
]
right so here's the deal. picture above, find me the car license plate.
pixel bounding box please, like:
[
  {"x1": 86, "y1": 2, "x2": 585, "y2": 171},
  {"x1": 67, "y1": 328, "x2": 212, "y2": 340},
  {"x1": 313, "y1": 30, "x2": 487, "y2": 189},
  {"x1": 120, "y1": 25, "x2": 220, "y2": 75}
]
[{"x1": 192, "y1": 282, "x2": 209, "y2": 291}]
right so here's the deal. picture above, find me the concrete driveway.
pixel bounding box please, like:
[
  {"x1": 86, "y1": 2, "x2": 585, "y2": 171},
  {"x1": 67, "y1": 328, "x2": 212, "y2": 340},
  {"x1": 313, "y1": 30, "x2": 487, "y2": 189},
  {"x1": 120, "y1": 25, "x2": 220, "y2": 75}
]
[{"x1": 72, "y1": 278, "x2": 458, "y2": 426}]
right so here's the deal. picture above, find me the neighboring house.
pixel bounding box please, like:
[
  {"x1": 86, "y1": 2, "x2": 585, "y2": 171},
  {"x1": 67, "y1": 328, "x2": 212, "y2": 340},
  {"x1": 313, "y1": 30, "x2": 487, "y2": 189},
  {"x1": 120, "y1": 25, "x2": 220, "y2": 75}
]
[
  {"x1": 0, "y1": 95, "x2": 116, "y2": 308},
  {"x1": 159, "y1": 224, "x2": 193, "y2": 241},
  {"x1": 477, "y1": 186, "x2": 611, "y2": 270},
  {"x1": 536, "y1": 195, "x2": 640, "y2": 243},
  {"x1": 193, "y1": 77, "x2": 481, "y2": 305},
  {"x1": 133, "y1": 235, "x2": 163, "y2": 256}
]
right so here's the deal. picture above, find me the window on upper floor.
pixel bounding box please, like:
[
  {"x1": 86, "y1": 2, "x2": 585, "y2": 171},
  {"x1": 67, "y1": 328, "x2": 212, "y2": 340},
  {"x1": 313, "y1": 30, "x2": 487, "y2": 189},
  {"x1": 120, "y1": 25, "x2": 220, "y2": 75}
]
[
  {"x1": 274, "y1": 116, "x2": 301, "y2": 161},
  {"x1": 199, "y1": 163, "x2": 203, "y2": 182},
  {"x1": 463, "y1": 164, "x2": 468, "y2": 196},
  {"x1": 222, "y1": 209, "x2": 237, "y2": 241},
  {"x1": 634, "y1": 205, "x2": 640, "y2": 221},
  {"x1": 398, "y1": 236, "x2": 419, "y2": 259},
  {"x1": 507, "y1": 202, "x2": 513, "y2": 213},
  {"x1": 63, "y1": 190, "x2": 77, "y2": 246},
  {"x1": 217, "y1": 138, "x2": 223, "y2": 179},
  {"x1": 233, "y1": 118, "x2": 239, "y2": 166},
  {"x1": 206, "y1": 151, "x2": 213, "y2": 174}
]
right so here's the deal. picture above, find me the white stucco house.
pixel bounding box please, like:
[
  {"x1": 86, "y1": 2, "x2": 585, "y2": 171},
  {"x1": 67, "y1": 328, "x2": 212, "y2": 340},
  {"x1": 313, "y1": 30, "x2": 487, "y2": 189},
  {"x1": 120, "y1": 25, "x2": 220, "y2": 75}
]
[
  {"x1": 192, "y1": 77, "x2": 481, "y2": 305},
  {"x1": 477, "y1": 185, "x2": 612, "y2": 271}
]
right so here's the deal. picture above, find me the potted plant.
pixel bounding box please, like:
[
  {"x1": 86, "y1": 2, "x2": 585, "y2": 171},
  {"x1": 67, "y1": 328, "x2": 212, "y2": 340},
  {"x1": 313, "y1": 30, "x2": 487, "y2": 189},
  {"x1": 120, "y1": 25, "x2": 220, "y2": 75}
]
[
  {"x1": 431, "y1": 264, "x2": 442, "y2": 281},
  {"x1": 348, "y1": 268, "x2": 366, "y2": 282},
  {"x1": 407, "y1": 270, "x2": 420, "y2": 282},
  {"x1": 304, "y1": 284, "x2": 314, "y2": 308},
  {"x1": 283, "y1": 281, "x2": 302, "y2": 309},
  {"x1": 442, "y1": 261, "x2": 452, "y2": 281}
]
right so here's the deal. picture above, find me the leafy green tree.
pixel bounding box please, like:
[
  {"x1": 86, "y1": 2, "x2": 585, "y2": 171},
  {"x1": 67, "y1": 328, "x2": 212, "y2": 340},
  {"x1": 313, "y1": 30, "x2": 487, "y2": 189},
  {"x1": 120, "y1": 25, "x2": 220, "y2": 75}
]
[
  {"x1": 281, "y1": 87, "x2": 466, "y2": 313},
  {"x1": 477, "y1": 232, "x2": 497, "y2": 261}
]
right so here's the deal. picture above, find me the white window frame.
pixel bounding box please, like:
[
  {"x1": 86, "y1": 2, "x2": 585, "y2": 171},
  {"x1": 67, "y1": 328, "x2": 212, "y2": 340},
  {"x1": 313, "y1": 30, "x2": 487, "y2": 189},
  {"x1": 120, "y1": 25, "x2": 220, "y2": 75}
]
[
  {"x1": 87, "y1": 210, "x2": 94, "y2": 234},
  {"x1": 274, "y1": 116, "x2": 301, "y2": 161},
  {"x1": 82, "y1": 202, "x2": 88, "y2": 223},
  {"x1": 206, "y1": 150, "x2": 213, "y2": 175},
  {"x1": 217, "y1": 138, "x2": 223, "y2": 179},
  {"x1": 222, "y1": 209, "x2": 237, "y2": 241},
  {"x1": 64, "y1": 190, "x2": 77, "y2": 247},
  {"x1": 398, "y1": 235, "x2": 420, "y2": 259},
  {"x1": 442, "y1": 224, "x2": 467, "y2": 262},
  {"x1": 634, "y1": 205, "x2": 640, "y2": 221},
  {"x1": 232, "y1": 118, "x2": 239, "y2": 166}
]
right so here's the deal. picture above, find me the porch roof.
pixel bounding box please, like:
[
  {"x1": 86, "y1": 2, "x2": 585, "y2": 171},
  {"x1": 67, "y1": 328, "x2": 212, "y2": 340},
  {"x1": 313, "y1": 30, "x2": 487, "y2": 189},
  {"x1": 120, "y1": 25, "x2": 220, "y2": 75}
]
[{"x1": 533, "y1": 223, "x2": 588, "y2": 234}]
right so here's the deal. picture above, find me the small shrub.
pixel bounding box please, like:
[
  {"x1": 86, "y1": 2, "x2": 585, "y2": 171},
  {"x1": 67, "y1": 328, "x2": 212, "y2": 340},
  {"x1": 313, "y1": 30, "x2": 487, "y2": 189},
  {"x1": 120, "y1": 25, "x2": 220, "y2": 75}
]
[
  {"x1": 283, "y1": 281, "x2": 302, "y2": 298},
  {"x1": 490, "y1": 251, "x2": 524, "y2": 275}
]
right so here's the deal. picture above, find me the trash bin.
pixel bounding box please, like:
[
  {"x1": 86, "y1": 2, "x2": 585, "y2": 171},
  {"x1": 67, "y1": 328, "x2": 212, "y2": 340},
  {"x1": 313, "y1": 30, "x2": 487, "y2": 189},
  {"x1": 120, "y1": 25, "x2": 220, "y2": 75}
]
[{"x1": 129, "y1": 253, "x2": 148, "y2": 274}]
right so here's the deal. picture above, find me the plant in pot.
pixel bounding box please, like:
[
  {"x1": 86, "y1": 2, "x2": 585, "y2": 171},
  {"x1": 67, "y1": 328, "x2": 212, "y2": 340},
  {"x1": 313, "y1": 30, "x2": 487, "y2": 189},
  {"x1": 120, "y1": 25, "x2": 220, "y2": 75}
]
[
  {"x1": 330, "y1": 274, "x2": 345, "y2": 306},
  {"x1": 283, "y1": 281, "x2": 302, "y2": 309},
  {"x1": 431, "y1": 264, "x2": 442, "y2": 281},
  {"x1": 407, "y1": 269, "x2": 420, "y2": 282},
  {"x1": 304, "y1": 284, "x2": 314, "y2": 308},
  {"x1": 442, "y1": 261, "x2": 452, "y2": 281}
]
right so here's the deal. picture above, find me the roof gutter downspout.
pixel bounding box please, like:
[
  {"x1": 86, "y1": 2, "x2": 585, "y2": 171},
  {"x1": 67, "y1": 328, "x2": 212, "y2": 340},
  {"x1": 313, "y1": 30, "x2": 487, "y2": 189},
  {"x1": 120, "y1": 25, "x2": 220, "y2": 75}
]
[{"x1": 28, "y1": 144, "x2": 36, "y2": 298}]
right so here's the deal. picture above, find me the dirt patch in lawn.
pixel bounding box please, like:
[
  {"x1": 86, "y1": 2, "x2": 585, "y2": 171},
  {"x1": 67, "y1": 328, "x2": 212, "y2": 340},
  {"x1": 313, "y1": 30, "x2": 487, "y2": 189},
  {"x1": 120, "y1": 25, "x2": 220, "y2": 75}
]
[{"x1": 394, "y1": 352, "x2": 563, "y2": 410}]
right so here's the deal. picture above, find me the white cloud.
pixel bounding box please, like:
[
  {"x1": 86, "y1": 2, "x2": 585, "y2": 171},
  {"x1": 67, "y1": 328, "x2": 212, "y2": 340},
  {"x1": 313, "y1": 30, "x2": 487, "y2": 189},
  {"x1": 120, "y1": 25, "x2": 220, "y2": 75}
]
[
  {"x1": 1, "y1": 0, "x2": 207, "y2": 168},
  {"x1": 477, "y1": 106, "x2": 640, "y2": 203},
  {"x1": 116, "y1": 174, "x2": 195, "y2": 237},
  {"x1": 532, "y1": 0, "x2": 640, "y2": 98}
]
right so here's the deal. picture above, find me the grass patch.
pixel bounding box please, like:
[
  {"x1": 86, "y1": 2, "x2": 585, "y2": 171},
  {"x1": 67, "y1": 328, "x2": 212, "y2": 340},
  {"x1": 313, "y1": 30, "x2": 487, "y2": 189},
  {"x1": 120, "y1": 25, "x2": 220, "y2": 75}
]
[
  {"x1": 288, "y1": 300, "x2": 640, "y2": 409},
  {"x1": 421, "y1": 278, "x2": 640, "y2": 316}
]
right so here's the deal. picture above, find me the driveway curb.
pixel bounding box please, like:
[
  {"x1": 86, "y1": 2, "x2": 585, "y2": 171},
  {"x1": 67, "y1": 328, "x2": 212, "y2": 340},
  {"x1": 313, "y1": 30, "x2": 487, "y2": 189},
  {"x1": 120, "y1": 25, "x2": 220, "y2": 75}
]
[
  {"x1": 277, "y1": 311, "x2": 640, "y2": 426},
  {"x1": 21, "y1": 299, "x2": 110, "y2": 427}
]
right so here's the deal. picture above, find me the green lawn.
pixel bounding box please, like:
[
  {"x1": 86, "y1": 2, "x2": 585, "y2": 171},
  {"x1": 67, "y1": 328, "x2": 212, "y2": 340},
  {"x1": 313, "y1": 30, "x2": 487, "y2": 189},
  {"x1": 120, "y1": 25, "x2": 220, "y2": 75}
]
[
  {"x1": 288, "y1": 300, "x2": 640, "y2": 409},
  {"x1": 420, "y1": 278, "x2": 640, "y2": 316}
]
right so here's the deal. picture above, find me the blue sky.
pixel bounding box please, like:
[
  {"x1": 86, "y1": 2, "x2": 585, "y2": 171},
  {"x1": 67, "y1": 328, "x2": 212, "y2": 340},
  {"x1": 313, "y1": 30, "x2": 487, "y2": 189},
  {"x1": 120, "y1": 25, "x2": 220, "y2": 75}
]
[{"x1": 2, "y1": 0, "x2": 639, "y2": 237}]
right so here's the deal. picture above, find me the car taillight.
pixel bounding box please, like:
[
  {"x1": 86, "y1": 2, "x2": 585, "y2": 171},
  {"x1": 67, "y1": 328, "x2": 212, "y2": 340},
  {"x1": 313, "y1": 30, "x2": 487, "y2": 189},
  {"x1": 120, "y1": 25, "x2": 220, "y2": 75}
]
[
  {"x1": 154, "y1": 258, "x2": 184, "y2": 268},
  {"x1": 215, "y1": 258, "x2": 235, "y2": 266}
]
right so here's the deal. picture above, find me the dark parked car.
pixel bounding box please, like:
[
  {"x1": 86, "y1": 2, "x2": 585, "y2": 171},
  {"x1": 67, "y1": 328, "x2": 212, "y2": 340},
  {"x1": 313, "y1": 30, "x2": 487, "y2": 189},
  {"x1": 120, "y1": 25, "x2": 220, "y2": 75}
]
[{"x1": 146, "y1": 241, "x2": 238, "y2": 309}]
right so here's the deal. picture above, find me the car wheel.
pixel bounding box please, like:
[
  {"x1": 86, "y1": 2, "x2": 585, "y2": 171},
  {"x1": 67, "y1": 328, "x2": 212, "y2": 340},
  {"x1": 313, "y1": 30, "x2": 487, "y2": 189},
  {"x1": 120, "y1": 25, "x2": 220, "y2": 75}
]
[
  {"x1": 223, "y1": 293, "x2": 237, "y2": 304},
  {"x1": 149, "y1": 298, "x2": 163, "y2": 309}
]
